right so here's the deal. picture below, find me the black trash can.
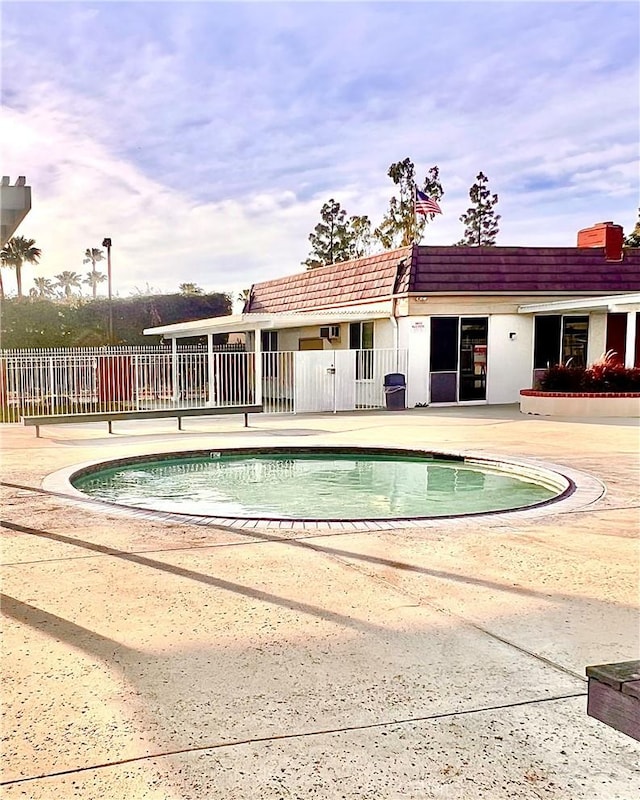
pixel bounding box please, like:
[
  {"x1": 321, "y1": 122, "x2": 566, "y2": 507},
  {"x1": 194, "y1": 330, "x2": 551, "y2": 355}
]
[{"x1": 384, "y1": 373, "x2": 406, "y2": 410}]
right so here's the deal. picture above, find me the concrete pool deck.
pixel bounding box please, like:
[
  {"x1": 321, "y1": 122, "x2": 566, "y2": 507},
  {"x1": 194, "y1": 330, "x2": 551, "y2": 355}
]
[{"x1": 1, "y1": 404, "x2": 638, "y2": 798}]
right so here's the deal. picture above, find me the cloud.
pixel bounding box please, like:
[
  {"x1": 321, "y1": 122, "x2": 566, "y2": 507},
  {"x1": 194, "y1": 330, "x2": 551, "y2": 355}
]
[
  {"x1": 1, "y1": 99, "x2": 326, "y2": 296},
  {"x1": 1, "y1": 1, "x2": 638, "y2": 299}
]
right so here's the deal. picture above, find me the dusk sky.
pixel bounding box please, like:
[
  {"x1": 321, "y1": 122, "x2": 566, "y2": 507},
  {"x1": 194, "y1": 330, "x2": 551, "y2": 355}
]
[{"x1": 2, "y1": 1, "x2": 639, "y2": 303}]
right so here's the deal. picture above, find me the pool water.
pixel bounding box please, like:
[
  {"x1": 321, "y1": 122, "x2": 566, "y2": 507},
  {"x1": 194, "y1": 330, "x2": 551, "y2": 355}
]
[{"x1": 73, "y1": 451, "x2": 558, "y2": 520}]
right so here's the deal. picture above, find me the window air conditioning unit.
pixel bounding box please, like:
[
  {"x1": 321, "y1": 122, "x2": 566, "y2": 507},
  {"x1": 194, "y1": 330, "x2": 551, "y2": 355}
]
[{"x1": 320, "y1": 325, "x2": 341, "y2": 340}]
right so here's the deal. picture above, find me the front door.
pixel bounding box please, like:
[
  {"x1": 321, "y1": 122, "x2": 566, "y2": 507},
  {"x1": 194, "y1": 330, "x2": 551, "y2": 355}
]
[
  {"x1": 459, "y1": 318, "x2": 488, "y2": 401},
  {"x1": 430, "y1": 317, "x2": 458, "y2": 403},
  {"x1": 430, "y1": 317, "x2": 488, "y2": 403}
]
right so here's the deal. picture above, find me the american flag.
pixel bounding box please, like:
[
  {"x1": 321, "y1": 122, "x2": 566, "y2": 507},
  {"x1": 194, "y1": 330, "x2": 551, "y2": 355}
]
[{"x1": 415, "y1": 188, "x2": 442, "y2": 216}]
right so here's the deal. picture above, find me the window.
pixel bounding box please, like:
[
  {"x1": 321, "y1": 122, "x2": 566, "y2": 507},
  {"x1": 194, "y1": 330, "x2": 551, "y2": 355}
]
[
  {"x1": 533, "y1": 315, "x2": 589, "y2": 368},
  {"x1": 562, "y1": 316, "x2": 589, "y2": 367},
  {"x1": 350, "y1": 321, "x2": 374, "y2": 379},
  {"x1": 533, "y1": 316, "x2": 561, "y2": 369},
  {"x1": 261, "y1": 331, "x2": 278, "y2": 352},
  {"x1": 349, "y1": 321, "x2": 373, "y2": 350},
  {"x1": 261, "y1": 330, "x2": 279, "y2": 377}
]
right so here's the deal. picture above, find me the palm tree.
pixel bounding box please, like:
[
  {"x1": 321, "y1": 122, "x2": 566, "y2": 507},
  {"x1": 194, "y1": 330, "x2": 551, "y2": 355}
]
[
  {"x1": 32, "y1": 276, "x2": 56, "y2": 299},
  {"x1": 55, "y1": 270, "x2": 83, "y2": 300},
  {"x1": 0, "y1": 235, "x2": 41, "y2": 299},
  {"x1": 84, "y1": 270, "x2": 107, "y2": 297},
  {"x1": 83, "y1": 247, "x2": 105, "y2": 299}
]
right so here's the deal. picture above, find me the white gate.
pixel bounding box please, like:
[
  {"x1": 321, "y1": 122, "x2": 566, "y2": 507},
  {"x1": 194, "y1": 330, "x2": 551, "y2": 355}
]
[
  {"x1": 293, "y1": 351, "x2": 336, "y2": 412},
  {"x1": 291, "y1": 349, "x2": 407, "y2": 413}
]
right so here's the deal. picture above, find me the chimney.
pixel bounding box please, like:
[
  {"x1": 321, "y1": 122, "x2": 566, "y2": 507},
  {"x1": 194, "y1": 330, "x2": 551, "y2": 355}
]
[{"x1": 577, "y1": 221, "x2": 624, "y2": 261}]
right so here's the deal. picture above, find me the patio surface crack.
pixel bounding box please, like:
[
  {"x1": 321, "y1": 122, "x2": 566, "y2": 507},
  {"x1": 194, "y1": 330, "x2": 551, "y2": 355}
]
[{"x1": 0, "y1": 691, "x2": 586, "y2": 787}]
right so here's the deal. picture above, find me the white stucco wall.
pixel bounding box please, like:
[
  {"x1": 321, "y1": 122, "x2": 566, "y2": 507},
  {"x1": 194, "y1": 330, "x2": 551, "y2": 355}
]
[
  {"x1": 520, "y1": 393, "x2": 640, "y2": 417},
  {"x1": 586, "y1": 313, "x2": 608, "y2": 365},
  {"x1": 486, "y1": 315, "x2": 534, "y2": 403},
  {"x1": 398, "y1": 317, "x2": 429, "y2": 406},
  {"x1": 276, "y1": 327, "x2": 315, "y2": 350},
  {"x1": 373, "y1": 319, "x2": 395, "y2": 350}
]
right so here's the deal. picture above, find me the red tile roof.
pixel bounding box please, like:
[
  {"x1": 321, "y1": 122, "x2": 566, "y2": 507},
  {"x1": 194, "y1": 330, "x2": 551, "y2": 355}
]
[
  {"x1": 247, "y1": 247, "x2": 412, "y2": 313},
  {"x1": 247, "y1": 245, "x2": 640, "y2": 312}
]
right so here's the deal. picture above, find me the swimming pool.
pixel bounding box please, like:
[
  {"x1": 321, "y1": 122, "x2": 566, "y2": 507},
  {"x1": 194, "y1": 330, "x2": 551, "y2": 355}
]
[{"x1": 70, "y1": 447, "x2": 570, "y2": 522}]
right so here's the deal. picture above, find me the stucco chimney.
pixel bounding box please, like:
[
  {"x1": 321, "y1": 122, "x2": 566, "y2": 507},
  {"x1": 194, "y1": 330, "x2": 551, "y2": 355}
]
[{"x1": 577, "y1": 221, "x2": 624, "y2": 261}]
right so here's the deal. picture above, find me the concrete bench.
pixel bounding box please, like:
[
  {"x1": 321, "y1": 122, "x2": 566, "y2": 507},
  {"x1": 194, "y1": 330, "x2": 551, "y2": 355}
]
[
  {"x1": 23, "y1": 405, "x2": 263, "y2": 437},
  {"x1": 586, "y1": 660, "x2": 640, "y2": 741}
]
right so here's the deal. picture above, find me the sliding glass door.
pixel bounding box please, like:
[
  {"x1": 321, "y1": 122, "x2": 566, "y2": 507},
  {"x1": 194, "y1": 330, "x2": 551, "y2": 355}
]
[
  {"x1": 459, "y1": 318, "x2": 488, "y2": 401},
  {"x1": 430, "y1": 317, "x2": 488, "y2": 403}
]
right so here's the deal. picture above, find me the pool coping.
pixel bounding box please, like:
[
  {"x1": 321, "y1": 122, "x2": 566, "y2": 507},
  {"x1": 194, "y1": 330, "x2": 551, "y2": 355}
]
[{"x1": 40, "y1": 446, "x2": 606, "y2": 532}]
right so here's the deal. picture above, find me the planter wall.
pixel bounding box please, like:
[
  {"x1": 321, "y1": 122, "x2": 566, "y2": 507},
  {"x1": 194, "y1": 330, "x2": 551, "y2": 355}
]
[{"x1": 520, "y1": 390, "x2": 640, "y2": 418}]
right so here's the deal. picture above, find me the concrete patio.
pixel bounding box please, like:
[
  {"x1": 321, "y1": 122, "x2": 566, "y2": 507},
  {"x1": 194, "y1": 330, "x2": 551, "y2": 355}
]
[{"x1": 1, "y1": 404, "x2": 638, "y2": 798}]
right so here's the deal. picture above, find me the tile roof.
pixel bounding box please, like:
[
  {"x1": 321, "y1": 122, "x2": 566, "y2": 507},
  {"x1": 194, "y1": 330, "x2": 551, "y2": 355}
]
[
  {"x1": 410, "y1": 246, "x2": 640, "y2": 293},
  {"x1": 247, "y1": 247, "x2": 412, "y2": 313},
  {"x1": 247, "y1": 245, "x2": 640, "y2": 313}
]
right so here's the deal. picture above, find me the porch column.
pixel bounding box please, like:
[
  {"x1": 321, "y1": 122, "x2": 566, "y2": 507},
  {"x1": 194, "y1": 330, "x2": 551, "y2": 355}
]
[
  {"x1": 624, "y1": 311, "x2": 637, "y2": 368},
  {"x1": 207, "y1": 333, "x2": 215, "y2": 407},
  {"x1": 253, "y1": 328, "x2": 263, "y2": 405},
  {"x1": 171, "y1": 337, "x2": 179, "y2": 404}
]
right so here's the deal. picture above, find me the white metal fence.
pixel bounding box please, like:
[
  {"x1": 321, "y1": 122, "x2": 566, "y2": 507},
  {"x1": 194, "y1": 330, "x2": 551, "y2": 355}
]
[
  {"x1": 1, "y1": 346, "x2": 408, "y2": 421},
  {"x1": 0, "y1": 345, "x2": 252, "y2": 422}
]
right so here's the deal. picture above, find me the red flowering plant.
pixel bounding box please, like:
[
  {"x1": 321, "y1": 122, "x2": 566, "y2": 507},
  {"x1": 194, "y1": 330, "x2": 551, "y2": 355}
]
[
  {"x1": 540, "y1": 352, "x2": 640, "y2": 393},
  {"x1": 539, "y1": 365, "x2": 584, "y2": 392}
]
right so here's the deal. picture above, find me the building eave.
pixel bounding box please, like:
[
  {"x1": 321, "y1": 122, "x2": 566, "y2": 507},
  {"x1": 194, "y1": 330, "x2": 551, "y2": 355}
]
[
  {"x1": 518, "y1": 292, "x2": 640, "y2": 314},
  {"x1": 143, "y1": 304, "x2": 394, "y2": 339}
]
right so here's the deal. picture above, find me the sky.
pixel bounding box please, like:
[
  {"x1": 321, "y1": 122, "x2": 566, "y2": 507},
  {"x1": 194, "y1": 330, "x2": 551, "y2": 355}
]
[{"x1": 2, "y1": 0, "x2": 639, "y2": 305}]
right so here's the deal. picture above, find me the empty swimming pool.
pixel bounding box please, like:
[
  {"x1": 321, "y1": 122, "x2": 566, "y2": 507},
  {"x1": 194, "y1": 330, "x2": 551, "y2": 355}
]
[{"x1": 70, "y1": 447, "x2": 570, "y2": 521}]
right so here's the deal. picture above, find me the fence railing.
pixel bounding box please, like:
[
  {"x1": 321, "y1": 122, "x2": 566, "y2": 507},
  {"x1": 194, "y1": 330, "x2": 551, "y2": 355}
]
[
  {"x1": 0, "y1": 345, "x2": 252, "y2": 422},
  {"x1": 0, "y1": 346, "x2": 408, "y2": 421},
  {"x1": 262, "y1": 351, "x2": 295, "y2": 414}
]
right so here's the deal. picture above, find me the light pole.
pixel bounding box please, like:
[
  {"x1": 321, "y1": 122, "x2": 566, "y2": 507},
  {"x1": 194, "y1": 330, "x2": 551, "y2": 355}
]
[{"x1": 102, "y1": 237, "x2": 113, "y2": 343}]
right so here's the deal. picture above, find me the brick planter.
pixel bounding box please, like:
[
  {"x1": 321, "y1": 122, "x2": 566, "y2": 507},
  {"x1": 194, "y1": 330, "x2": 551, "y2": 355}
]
[{"x1": 520, "y1": 390, "x2": 640, "y2": 417}]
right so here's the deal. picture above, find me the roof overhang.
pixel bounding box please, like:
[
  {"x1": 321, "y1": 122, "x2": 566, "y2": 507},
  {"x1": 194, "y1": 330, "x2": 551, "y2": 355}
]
[
  {"x1": 144, "y1": 303, "x2": 393, "y2": 339},
  {"x1": 518, "y1": 292, "x2": 640, "y2": 315}
]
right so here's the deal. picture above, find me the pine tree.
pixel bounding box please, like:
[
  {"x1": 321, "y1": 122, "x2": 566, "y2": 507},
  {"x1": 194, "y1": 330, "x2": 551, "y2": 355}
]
[
  {"x1": 303, "y1": 199, "x2": 354, "y2": 269},
  {"x1": 457, "y1": 172, "x2": 500, "y2": 246},
  {"x1": 374, "y1": 159, "x2": 443, "y2": 249},
  {"x1": 624, "y1": 209, "x2": 640, "y2": 248},
  {"x1": 347, "y1": 215, "x2": 372, "y2": 260}
]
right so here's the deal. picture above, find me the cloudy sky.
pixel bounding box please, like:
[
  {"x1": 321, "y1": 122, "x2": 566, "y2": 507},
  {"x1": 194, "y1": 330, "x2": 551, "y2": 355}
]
[{"x1": 2, "y1": 1, "x2": 638, "y2": 302}]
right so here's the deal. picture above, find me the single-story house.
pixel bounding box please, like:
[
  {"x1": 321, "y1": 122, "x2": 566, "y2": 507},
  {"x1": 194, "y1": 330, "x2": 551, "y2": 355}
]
[{"x1": 145, "y1": 221, "x2": 640, "y2": 411}]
